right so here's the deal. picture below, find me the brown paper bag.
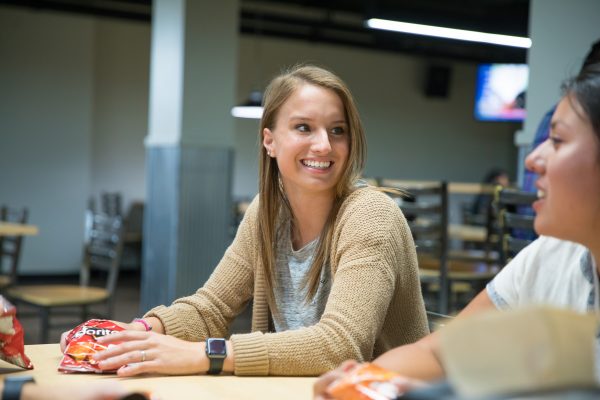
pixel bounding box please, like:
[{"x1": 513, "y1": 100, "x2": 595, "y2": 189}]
[{"x1": 439, "y1": 306, "x2": 598, "y2": 397}]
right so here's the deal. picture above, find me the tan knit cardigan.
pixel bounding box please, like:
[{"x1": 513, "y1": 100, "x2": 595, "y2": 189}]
[{"x1": 145, "y1": 187, "x2": 429, "y2": 376}]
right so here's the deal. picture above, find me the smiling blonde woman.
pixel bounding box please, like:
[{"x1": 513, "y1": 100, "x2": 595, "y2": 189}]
[{"x1": 62, "y1": 65, "x2": 429, "y2": 377}]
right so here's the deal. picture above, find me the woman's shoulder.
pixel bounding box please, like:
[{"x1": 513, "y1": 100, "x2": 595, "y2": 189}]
[
  {"x1": 342, "y1": 187, "x2": 398, "y2": 211},
  {"x1": 338, "y1": 187, "x2": 402, "y2": 226},
  {"x1": 507, "y1": 236, "x2": 588, "y2": 276},
  {"x1": 235, "y1": 194, "x2": 260, "y2": 230},
  {"x1": 531, "y1": 236, "x2": 588, "y2": 260},
  {"x1": 241, "y1": 194, "x2": 260, "y2": 215}
]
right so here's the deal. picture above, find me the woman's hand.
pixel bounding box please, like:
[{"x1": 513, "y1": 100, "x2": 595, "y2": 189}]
[
  {"x1": 313, "y1": 360, "x2": 358, "y2": 400},
  {"x1": 313, "y1": 360, "x2": 426, "y2": 399},
  {"x1": 22, "y1": 381, "x2": 130, "y2": 400},
  {"x1": 93, "y1": 330, "x2": 207, "y2": 377},
  {"x1": 59, "y1": 320, "x2": 147, "y2": 352}
]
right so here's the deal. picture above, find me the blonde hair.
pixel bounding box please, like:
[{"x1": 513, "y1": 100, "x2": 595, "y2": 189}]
[{"x1": 258, "y1": 65, "x2": 367, "y2": 314}]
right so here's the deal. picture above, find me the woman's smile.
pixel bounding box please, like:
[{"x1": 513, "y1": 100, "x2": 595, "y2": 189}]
[{"x1": 301, "y1": 159, "x2": 333, "y2": 171}]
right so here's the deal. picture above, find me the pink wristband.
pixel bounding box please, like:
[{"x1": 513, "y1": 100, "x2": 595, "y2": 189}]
[{"x1": 133, "y1": 318, "x2": 152, "y2": 331}]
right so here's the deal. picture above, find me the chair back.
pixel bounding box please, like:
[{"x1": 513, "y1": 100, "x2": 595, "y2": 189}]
[
  {"x1": 101, "y1": 192, "x2": 123, "y2": 217},
  {"x1": 494, "y1": 187, "x2": 537, "y2": 265},
  {"x1": 0, "y1": 206, "x2": 29, "y2": 286},
  {"x1": 380, "y1": 179, "x2": 450, "y2": 313},
  {"x1": 80, "y1": 213, "x2": 125, "y2": 298},
  {"x1": 452, "y1": 182, "x2": 499, "y2": 260}
]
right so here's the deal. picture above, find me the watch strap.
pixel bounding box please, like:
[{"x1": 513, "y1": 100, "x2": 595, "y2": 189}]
[
  {"x1": 3, "y1": 376, "x2": 35, "y2": 400},
  {"x1": 207, "y1": 355, "x2": 225, "y2": 375}
]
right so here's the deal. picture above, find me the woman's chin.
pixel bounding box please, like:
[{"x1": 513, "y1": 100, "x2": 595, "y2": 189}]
[
  {"x1": 533, "y1": 218, "x2": 549, "y2": 238},
  {"x1": 534, "y1": 219, "x2": 575, "y2": 244}
]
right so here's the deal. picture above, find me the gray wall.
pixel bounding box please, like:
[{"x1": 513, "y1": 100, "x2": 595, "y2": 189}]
[
  {"x1": 1, "y1": 5, "x2": 520, "y2": 274},
  {"x1": 0, "y1": 8, "x2": 94, "y2": 274},
  {"x1": 92, "y1": 19, "x2": 150, "y2": 209}
]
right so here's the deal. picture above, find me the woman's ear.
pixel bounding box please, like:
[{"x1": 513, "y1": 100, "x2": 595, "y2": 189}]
[{"x1": 263, "y1": 128, "x2": 275, "y2": 157}]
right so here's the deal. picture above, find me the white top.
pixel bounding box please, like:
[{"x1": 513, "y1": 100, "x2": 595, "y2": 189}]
[
  {"x1": 272, "y1": 218, "x2": 331, "y2": 332},
  {"x1": 487, "y1": 235, "x2": 599, "y2": 380}
]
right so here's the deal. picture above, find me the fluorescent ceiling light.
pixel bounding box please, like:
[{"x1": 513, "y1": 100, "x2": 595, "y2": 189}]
[
  {"x1": 366, "y1": 18, "x2": 531, "y2": 49},
  {"x1": 231, "y1": 106, "x2": 263, "y2": 119},
  {"x1": 232, "y1": 90, "x2": 263, "y2": 119}
]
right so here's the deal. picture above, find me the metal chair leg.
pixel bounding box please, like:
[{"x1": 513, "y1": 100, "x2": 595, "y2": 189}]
[{"x1": 82, "y1": 305, "x2": 89, "y2": 322}]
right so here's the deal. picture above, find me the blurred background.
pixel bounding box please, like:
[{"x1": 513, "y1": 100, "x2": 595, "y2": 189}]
[{"x1": 0, "y1": 0, "x2": 598, "y2": 343}]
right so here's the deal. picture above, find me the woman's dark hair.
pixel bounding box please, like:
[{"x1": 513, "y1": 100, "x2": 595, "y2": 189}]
[
  {"x1": 562, "y1": 63, "x2": 600, "y2": 142},
  {"x1": 581, "y1": 40, "x2": 600, "y2": 70}
]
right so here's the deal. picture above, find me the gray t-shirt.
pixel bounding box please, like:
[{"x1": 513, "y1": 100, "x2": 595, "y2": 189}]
[{"x1": 272, "y1": 218, "x2": 331, "y2": 332}]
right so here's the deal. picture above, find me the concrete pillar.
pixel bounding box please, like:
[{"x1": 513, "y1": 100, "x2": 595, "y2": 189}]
[{"x1": 141, "y1": 0, "x2": 239, "y2": 311}]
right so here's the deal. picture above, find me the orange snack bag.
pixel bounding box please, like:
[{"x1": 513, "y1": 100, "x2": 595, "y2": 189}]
[
  {"x1": 327, "y1": 363, "x2": 403, "y2": 400},
  {"x1": 0, "y1": 296, "x2": 33, "y2": 369},
  {"x1": 59, "y1": 319, "x2": 124, "y2": 373}
]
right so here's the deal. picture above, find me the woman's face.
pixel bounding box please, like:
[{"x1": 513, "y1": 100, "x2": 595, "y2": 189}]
[
  {"x1": 262, "y1": 83, "x2": 349, "y2": 201},
  {"x1": 525, "y1": 95, "x2": 600, "y2": 245}
]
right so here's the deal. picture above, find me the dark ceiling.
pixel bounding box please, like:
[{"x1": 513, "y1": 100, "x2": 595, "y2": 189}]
[{"x1": 0, "y1": 0, "x2": 530, "y2": 63}]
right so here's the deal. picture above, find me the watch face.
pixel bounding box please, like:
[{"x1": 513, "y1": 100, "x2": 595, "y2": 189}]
[{"x1": 207, "y1": 338, "x2": 227, "y2": 357}]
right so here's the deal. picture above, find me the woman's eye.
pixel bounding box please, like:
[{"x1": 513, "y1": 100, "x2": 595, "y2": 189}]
[
  {"x1": 330, "y1": 126, "x2": 346, "y2": 135},
  {"x1": 549, "y1": 136, "x2": 563, "y2": 147},
  {"x1": 295, "y1": 124, "x2": 310, "y2": 132}
]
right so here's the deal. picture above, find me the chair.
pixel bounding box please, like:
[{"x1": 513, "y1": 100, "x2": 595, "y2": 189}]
[
  {"x1": 495, "y1": 187, "x2": 537, "y2": 265},
  {"x1": 0, "y1": 206, "x2": 29, "y2": 289},
  {"x1": 7, "y1": 212, "x2": 125, "y2": 343},
  {"x1": 381, "y1": 179, "x2": 501, "y2": 314},
  {"x1": 450, "y1": 182, "x2": 499, "y2": 262},
  {"x1": 121, "y1": 201, "x2": 144, "y2": 269},
  {"x1": 101, "y1": 191, "x2": 123, "y2": 217},
  {"x1": 380, "y1": 179, "x2": 451, "y2": 314}
]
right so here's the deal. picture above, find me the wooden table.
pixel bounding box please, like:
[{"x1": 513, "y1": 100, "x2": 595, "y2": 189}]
[
  {"x1": 2, "y1": 344, "x2": 316, "y2": 400},
  {"x1": 0, "y1": 222, "x2": 39, "y2": 236}
]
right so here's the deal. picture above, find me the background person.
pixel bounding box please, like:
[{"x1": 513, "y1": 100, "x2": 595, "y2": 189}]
[{"x1": 468, "y1": 167, "x2": 510, "y2": 226}]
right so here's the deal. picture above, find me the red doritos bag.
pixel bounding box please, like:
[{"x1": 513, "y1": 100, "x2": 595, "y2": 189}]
[
  {"x1": 59, "y1": 319, "x2": 124, "y2": 373},
  {"x1": 327, "y1": 363, "x2": 403, "y2": 400},
  {"x1": 0, "y1": 296, "x2": 33, "y2": 369}
]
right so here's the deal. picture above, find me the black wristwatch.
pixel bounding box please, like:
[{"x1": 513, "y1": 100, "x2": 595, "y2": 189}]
[
  {"x1": 205, "y1": 338, "x2": 227, "y2": 375},
  {"x1": 2, "y1": 376, "x2": 35, "y2": 400}
]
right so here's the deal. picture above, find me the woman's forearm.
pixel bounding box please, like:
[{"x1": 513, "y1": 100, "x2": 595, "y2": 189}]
[
  {"x1": 373, "y1": 333, "x2": 445, "y2": 381},
  {"x1": 373, "y1": 289, "x2": 497, "y2": 382}
]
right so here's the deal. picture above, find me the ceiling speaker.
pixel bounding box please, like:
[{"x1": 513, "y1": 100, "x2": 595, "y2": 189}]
[{"x1": 424, "y1": 65, "x2": 452, "y2": 98}]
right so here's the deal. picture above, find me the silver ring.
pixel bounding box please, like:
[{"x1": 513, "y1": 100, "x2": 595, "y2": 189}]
[{"x1": 140, "y1": 350, "x2": 146, "y2": 363}]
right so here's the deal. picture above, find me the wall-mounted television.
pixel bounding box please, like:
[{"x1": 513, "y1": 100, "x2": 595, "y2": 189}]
[{"x1": 474, "y1": 63, "x2": 529, "y2": 122}]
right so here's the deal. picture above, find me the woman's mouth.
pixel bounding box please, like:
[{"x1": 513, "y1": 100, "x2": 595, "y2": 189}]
[
  {"x1": 532, "y1": 189, "x2": 546, "y2": 212},
  {"x1": 302, "y1": 160, "x2": 332, "y2": 170}
]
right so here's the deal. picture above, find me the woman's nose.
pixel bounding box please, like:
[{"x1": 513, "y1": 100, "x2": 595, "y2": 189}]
[
  {"x1": 524, "y1": 140, "x2": 547, "y2": 173},
  {"x1": 312, "y1": 129, "x2": 332, "y2": 154}
]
